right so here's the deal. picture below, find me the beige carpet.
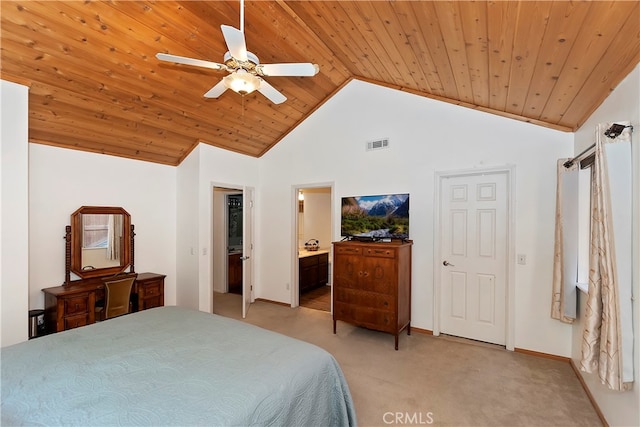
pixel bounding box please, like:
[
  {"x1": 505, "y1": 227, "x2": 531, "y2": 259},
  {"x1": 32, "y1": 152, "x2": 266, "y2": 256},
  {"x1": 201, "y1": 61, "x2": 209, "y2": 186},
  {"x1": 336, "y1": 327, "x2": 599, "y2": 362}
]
[{"x1": 212, "y1": 292, "x2": 602, "y2": 427}]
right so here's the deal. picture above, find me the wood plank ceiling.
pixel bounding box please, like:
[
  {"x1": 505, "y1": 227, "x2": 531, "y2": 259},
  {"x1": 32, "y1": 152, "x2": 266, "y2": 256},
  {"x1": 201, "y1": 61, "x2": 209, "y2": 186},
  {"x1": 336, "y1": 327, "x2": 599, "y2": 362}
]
[{"x1": 2, "y1": 1, "x2": 638, "y2": 166}]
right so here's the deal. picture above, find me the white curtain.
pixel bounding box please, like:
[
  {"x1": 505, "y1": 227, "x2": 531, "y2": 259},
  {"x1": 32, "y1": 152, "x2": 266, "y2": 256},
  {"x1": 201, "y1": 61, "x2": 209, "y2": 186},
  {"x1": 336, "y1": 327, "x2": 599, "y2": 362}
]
[
  {"x1": 580, "y1": 122, "x2": 634, "y2": 391},
  {"x1": 551, "y1": 159, "x2": 580, "y2": 323},
  {"x1": 107, "y1": 214, "x2": 123, "y2": 261}
]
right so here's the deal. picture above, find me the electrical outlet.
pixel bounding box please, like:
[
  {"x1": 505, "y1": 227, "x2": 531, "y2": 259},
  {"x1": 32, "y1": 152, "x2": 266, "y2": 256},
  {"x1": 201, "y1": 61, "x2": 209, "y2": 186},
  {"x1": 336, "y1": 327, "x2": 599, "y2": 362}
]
[
  {"x1": 286, "y1": 283, "x2": 290, "y2": 290},
  {"x1": 517, "y1": 254, "x2": 526, "y2": 265}
]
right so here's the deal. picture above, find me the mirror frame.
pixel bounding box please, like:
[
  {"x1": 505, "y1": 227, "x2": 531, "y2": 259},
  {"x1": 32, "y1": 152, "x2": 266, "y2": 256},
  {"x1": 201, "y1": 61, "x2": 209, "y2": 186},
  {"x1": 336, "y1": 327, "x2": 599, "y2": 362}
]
[{"x1": 69, "y1": 206, "x2": 132, "y2": 280}]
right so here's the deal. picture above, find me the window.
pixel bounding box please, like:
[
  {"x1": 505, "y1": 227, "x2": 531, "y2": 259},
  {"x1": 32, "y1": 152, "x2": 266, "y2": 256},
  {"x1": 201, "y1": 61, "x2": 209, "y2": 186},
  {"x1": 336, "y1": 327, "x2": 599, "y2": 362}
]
[
  {"x1": 83, "y1": 214, "x2": 110, "y2": 249},
  {"x1": 576, "y1": 166, "x2": 591, "y2": 293}
]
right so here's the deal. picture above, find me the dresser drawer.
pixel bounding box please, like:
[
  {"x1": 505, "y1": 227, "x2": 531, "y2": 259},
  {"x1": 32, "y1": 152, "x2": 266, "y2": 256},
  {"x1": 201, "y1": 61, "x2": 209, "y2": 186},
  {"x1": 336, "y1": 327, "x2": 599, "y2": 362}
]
[
  {"x1": 141, "y1": 281, "x2": 161, "y2": 298},
  {"x1": 360, "y1": 275, "x2": 395, "y2": 294},
  {"x1": 336, "y1": 275, "x2": 394, "y2": 294},
  {"x1": 64, "y1": 295, "x2": 89, "y2": 315},
  {"x1": 64, "y1": 313, "x2": 89, "y2": 330},
  {"x1": 334, "y1": 288, "x2": 395, "y2": 311},
  {"x1": 142, "y1": 295, "x2": 162, "y2": 310},
  {"x1": 335, "y1": 246, "x2": 362, "y2": 256},
  {"x1": 365, "y1": 247, "x2": 396, "y2": 258},
  {"x1": 334, "y1": 302, "x2": 397, "y2": 332}
]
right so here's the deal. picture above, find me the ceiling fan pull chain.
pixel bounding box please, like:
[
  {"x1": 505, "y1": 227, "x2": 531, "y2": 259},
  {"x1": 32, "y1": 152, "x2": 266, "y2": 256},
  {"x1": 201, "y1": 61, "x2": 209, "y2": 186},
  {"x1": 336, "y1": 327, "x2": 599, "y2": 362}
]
[{"x1": 240, "y1": 0, "x2": 244, "y2": 33}]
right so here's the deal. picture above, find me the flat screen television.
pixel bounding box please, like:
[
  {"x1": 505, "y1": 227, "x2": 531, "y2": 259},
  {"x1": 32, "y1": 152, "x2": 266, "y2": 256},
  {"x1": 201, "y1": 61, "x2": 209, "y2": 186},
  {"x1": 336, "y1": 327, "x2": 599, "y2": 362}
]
[{"x1": 340, "y1": 193, "x2": 409, "y2": 240}]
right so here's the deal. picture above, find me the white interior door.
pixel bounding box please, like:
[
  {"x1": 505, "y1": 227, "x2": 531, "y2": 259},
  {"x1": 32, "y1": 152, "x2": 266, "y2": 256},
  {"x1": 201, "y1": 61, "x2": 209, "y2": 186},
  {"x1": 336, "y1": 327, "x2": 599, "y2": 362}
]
[
  {"x1": 242, "y1": 186, "x2": 255, "y2": 318},
  {"x1": 439, "y1": 172, "x2": 508, "y2": 345}
]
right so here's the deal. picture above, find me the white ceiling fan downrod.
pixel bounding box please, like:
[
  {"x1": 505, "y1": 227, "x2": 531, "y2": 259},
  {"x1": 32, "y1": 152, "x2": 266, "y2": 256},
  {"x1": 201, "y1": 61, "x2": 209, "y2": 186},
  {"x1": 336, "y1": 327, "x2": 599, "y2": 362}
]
[{"x1": 239, "y1": 0, "x2": 245, "y2": 33}]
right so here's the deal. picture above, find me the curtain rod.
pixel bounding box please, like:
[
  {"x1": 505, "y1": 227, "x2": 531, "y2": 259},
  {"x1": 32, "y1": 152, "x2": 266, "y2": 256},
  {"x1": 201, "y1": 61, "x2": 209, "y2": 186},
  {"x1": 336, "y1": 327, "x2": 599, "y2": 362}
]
[
  {"x1": 563, "y1": 123, "x2": 633, "y2": 168},
  {"x1": 563, "y1": 143, "x2": 595, "y2": 168}
]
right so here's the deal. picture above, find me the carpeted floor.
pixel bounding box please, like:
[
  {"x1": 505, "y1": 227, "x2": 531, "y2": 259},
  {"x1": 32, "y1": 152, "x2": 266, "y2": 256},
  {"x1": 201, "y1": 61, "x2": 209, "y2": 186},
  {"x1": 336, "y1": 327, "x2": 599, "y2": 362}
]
[{"x1": 212, "y1": 292, "x2": 602, "y2": 427}]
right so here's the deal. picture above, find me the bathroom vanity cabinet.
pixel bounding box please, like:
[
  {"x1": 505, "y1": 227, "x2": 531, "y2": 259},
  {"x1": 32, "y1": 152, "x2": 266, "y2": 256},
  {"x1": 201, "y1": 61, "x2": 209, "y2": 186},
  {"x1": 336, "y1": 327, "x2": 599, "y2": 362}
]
[{"x1": 299, "y1": 251, "x2": 329, "y2": 293}]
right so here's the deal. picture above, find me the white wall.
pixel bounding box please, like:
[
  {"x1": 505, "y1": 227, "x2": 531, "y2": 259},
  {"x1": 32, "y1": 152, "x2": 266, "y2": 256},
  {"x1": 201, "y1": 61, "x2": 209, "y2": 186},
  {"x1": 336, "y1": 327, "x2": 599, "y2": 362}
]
[
  {"x1": 301, "y1": 188, "x2": 331, "y2": 251},
  {"x1": 571, "y1": 64, "x2": 640, "y2": 427},
  {"x1": 176, "y1": 146, "x2": 200, "y2": 309},
  {"x1": 175, "y1": 143, "x2": 259, "y2": 313},
  {"x1": 29, "y1": 144, "x2": 177, "y2": 308},
  {"x1": 1, "y1": 80, "x2": 29, "y2": 347},
  {"x1": 258, "y1": 79, "x2": 575, "y2": 356}
]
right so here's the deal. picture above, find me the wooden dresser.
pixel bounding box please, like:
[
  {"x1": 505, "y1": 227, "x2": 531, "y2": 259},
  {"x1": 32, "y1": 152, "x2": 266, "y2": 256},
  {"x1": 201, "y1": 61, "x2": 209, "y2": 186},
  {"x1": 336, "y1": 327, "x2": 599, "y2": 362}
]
[
  {"x1": 43, "y1": 272, "x2": 166, "y2": 333},
  {"x1": 332, "y1": 240, "x2": 412, "y2": 350}
]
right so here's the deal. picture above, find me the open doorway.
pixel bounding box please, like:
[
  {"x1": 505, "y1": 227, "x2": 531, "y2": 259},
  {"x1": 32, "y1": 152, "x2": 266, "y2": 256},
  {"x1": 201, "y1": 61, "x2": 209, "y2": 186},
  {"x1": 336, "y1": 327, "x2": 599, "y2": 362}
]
[
  {"x1": 226, "y1": 194, "x2": 243, "y2": 295},
  {"x1": 295, "y1": 186, "x2": 332, "y2": 312},
  {"x1": 212, "y1": 186, "x2": 249, "y2": 316}
]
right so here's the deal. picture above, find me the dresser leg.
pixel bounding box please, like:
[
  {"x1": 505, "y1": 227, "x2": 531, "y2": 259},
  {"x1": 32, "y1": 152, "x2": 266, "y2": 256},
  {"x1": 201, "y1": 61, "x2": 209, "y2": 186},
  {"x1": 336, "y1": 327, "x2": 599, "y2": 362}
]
[
  {"x1": 395, "y1": 335, "x2": 399, "y2": 351},
  {"x1": 407, "y1": 322, "x2": 411, "y2": 335},
  {"x1": 333, "y1": 319, "x2": 336, "y2": 334}
]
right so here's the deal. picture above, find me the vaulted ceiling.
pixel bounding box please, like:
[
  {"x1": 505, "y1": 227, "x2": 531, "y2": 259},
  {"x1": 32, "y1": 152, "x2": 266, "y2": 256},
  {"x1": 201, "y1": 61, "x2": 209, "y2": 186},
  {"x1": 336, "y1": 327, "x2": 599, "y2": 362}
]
[{"x1": 2, "y1": 1, "x2": 638, "y2": 166}]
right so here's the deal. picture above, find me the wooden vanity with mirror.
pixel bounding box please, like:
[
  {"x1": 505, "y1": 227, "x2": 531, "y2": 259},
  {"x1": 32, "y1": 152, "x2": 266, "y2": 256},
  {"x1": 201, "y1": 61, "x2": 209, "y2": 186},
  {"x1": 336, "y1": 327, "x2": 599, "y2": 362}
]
[{"x1": 42, "y1": 206, "x2": 165, "y2": 334}]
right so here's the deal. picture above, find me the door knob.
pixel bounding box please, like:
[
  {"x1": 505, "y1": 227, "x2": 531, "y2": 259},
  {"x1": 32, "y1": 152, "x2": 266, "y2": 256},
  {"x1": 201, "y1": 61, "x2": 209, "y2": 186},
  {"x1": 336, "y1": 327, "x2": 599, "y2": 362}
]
[{"x1": 443, "y1": 260, "x2": 455, "y2": 267}]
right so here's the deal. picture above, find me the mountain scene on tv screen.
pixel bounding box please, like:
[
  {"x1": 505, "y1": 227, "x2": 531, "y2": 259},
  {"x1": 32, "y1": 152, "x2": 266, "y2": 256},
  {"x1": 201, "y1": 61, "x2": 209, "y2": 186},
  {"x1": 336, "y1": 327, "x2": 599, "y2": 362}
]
[{"x1": 341, "y1": 194, "x2": 409, "y2": 238}]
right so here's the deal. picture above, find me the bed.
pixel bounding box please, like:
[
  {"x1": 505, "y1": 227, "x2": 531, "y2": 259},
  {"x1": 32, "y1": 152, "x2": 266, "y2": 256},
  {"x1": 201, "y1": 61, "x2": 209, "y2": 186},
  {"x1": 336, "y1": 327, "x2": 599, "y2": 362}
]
[{"x1": 1, "y1": 306, "x2": 357, "y2": 426}]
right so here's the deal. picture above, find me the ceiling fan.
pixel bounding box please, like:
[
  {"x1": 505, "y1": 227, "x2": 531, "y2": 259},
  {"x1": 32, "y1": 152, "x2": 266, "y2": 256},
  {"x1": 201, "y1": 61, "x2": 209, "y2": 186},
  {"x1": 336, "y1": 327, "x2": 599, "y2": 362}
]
[{"x1": 155, "y1": 0, "x2": 319, "y2": 104}]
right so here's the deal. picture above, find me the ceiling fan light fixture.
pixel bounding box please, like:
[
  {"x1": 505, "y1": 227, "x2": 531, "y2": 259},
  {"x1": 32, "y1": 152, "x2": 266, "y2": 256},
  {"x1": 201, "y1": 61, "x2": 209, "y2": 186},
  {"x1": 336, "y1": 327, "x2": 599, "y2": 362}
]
[{"x1": 223, "y1": 70, "x2": 260, "y2": 95}]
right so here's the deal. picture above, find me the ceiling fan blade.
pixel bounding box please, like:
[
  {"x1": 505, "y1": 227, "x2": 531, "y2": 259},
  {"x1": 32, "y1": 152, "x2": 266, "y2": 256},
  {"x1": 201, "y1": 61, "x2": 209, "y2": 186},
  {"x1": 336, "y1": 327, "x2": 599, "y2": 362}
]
[
  {"x1": 204, "y1": 80, "x2": 228, "y2": 98},
  {"x1": 257, "y1": 78, "x2": 286, "y2": 104},
  {"x1": 220, "y1": 25, "x2": 248, "y2": 62},
  {"x1": 258, "y1": 63, "x2": 319, "y2": 77},
  {"x1": 156, "y1": 53, "x2": 225, "y2": 71}
]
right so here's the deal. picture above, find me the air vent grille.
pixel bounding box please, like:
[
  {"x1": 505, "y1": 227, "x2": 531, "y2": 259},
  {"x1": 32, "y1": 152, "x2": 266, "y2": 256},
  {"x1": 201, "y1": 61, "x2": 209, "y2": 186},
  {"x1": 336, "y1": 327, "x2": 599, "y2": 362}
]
[{"x1": 366, "y1": 138, "x2": 390, "y2": 151}]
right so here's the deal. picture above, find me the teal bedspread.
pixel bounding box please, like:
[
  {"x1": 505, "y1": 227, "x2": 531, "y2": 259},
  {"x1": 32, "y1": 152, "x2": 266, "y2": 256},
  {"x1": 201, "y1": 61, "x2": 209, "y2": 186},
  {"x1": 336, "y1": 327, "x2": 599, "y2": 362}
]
[{"x1": 1, "y1": 306, "x2": 356, "y2": 426}]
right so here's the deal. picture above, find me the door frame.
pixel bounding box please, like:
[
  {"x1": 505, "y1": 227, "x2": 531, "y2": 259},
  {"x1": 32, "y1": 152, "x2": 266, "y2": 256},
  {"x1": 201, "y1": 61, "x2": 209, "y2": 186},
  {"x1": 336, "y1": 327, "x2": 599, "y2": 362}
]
[
  {"x1": 433, "y1": 165, "x2": 516, "y2": 351},
  {"x1": 290, "y1": 182, "x2": 334, "y2": 308}
]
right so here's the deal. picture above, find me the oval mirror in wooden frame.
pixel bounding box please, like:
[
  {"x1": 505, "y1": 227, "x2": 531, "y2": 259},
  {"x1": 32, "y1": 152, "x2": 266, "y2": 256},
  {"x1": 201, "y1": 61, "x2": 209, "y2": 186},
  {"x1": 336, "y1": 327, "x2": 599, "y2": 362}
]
[{"x1": 70, "y1": 206, "x2": 132, "y2": 280}]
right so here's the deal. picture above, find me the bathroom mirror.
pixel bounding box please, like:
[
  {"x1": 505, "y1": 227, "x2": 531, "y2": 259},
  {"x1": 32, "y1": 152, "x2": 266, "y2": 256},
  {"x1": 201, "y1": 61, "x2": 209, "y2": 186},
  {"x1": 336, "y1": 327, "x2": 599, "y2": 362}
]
[{"x1": 68, "y1": 206, "x2": 132, "y2": 280}]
